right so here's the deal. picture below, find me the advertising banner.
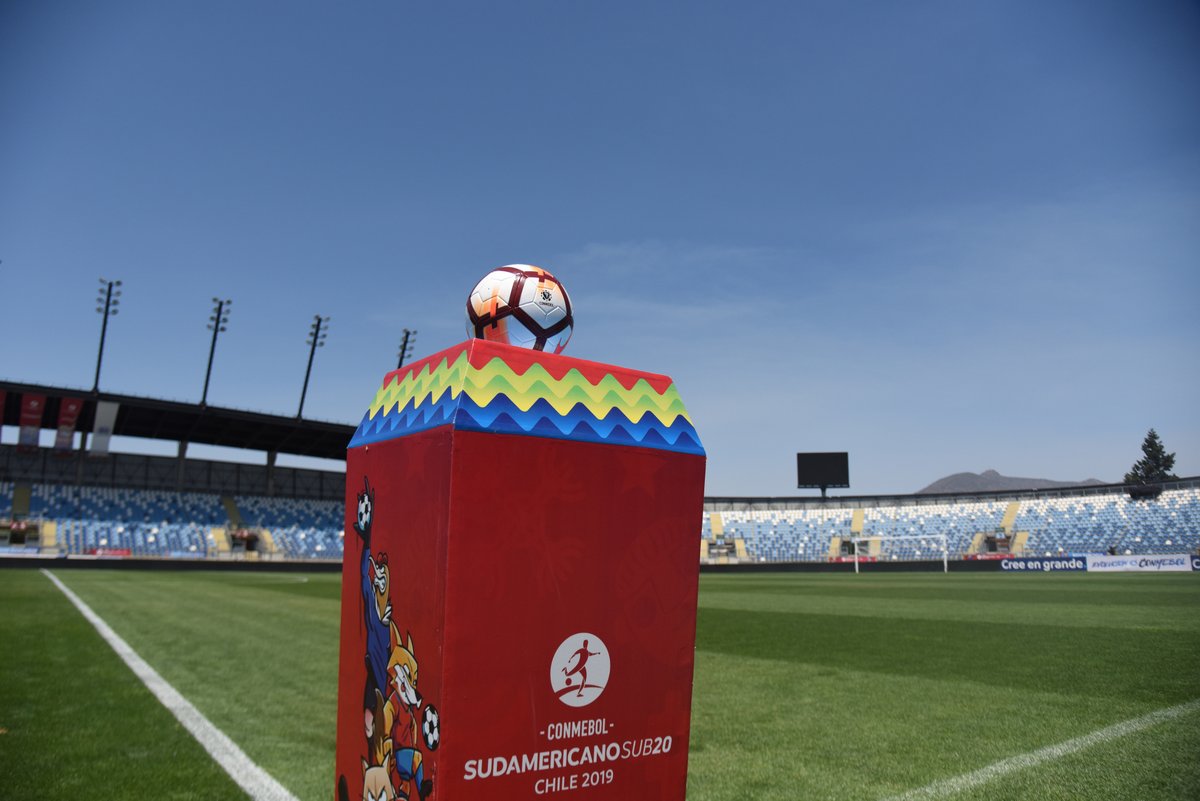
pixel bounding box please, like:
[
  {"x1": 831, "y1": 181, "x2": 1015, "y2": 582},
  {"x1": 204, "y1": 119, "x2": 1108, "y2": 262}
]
[
  {"x1": 90, "y1": 547, "x2": 132, "y2": 557},
  {"x1": 1086, "y1": 554, "x2": 1193, "y2": 573},
  {"x1": 999, "y1": 556, "x2": 1087, "y2": 572},
  {"x1": 54, "y1": 396, "x2": 84, "y2": 453},
  {"x1": 18, "y1": 393, "x2": 46, "y2": 452},
  {"x1": 90, "y1": 400, "x2": 119, "y2": 456}
]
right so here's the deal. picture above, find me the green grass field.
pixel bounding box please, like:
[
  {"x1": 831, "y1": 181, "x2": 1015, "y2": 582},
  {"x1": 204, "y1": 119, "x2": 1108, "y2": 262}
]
[{"x1": 1, "y1": 567, "x2": 1198, "y2": 800}]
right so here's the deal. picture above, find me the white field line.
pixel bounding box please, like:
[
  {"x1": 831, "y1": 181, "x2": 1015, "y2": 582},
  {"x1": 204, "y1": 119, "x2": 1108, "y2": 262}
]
[
  {"x1": 42, "y1": 569, "x2": 299, "y2": 801},
  {"x1": 883, "y1": 697, "x2": 1200, "y2": 801}
]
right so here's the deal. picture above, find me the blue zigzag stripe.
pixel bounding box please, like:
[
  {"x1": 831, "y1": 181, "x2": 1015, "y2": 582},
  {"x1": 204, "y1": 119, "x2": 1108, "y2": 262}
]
[
  {"x1": 350, "y1": 387, "x2": 459, "y2": 448},
  {"x1": 452, "y1": 395, "x2": 704, "y2": 455},
  {"x1": 349, "y1": 391, "x2": 703, "y2": 455}
]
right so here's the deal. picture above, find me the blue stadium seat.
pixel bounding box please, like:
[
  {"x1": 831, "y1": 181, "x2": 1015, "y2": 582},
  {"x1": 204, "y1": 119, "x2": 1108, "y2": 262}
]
[
  {"x1": 236, "y1": 494, "x2": 344, "y2": 560},
  {"x1": 715, "y1": 487, "x2": 1200, "y2": 563}
]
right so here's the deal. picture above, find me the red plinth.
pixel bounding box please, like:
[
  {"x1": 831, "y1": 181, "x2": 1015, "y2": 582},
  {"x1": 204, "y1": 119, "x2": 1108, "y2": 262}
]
[{"x1": 335, "y1": 342, "x2": 705, "y2": 801}]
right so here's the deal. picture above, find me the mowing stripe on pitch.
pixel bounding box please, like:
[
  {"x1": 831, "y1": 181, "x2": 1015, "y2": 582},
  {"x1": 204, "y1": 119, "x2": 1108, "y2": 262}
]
[
  {"x1": 42, "y1": 569, "x2": 299, "y2": 801},
  {"x1": 883, "y1": 697, "x2": 1200, "y2": 801}
]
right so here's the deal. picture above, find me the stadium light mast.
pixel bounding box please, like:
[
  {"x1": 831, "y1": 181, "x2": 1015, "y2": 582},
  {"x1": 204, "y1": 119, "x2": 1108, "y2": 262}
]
[
  {"x1": 298, "y1": 314, "x2": 330, "y2": 418},
  {"x1": 201, "y1": 297, "x2": 232, "y2": 406},
  {"x1": 397, "y1": 328, "x2": 417, "y2": 369},
  {"x1": 92, "y1": 278, "x2": 122, "y2": 392}
]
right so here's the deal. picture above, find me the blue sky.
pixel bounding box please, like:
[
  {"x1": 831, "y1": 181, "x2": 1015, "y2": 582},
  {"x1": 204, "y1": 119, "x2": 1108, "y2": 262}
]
[{"x1": 1, "y1": 0, "x2": 1197, "y2": 495}]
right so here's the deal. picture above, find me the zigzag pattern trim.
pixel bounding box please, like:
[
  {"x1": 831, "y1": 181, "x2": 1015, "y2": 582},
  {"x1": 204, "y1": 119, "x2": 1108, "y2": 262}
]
[
  {"x1": 452, "y1": 396, "x2": 703, "y2": 454},
  {"x1": 367, "y1": 350, "x2": 470, "y2": 420},
  {"x1": 350, "y1": 347, "x2": 702, "y2": 455}
]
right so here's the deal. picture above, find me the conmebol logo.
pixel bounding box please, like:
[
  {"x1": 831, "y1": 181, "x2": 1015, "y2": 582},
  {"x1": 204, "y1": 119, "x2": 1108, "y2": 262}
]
[{"x1": 551, "y1": 632, "x2": 610, "y2": 708}]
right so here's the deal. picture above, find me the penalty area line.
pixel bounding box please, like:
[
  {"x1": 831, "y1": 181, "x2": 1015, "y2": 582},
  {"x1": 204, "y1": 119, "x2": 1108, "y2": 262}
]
[
  {"x1": 42, "y1": 569, "x2": 298, "y2": 801},
  {"x1": 882, "y1": 697, "x2": 1200, "y2": 801}
]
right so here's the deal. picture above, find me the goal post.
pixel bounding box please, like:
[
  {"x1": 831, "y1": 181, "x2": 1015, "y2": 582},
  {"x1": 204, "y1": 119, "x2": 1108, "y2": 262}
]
[{"x1": 851, "y1": 533, "x2": 950, "y2": 573}]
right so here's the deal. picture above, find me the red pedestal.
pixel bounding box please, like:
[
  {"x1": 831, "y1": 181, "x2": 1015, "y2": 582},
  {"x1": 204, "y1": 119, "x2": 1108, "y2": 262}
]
[{"x1": 335, "y1": 341, "x2": 705, "y2": 801}]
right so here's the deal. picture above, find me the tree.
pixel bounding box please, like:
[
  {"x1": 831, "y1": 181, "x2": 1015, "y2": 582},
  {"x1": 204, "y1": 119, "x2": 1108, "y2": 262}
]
[{"x1": 1124, "y1": 429, "x2": 1178, "y2": 484}]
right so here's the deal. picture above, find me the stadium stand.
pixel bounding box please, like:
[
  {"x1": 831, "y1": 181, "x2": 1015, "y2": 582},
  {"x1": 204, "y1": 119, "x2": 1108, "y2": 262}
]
[
  {"x1": 4, "y1": 464, "x2": 1198, "y2": 565},
  {"x1": 10, "y1": 382, "x2": 1190, "y2": 566},
  {"x1": 713, "y1": 507, "x2": 854, "y2": 562},
  {"x1": 235, "y1": 494, "x2": 344, "y2": 560},
  {"x1": 706, "y1": 482, "x2": 1200, "y2": 564},
  {"x1": 0, "y1": 482, "x2": 349, "y2": 560},
  {"x1": 1014, "y1": 488, "x2": 1200, "y2": 556},
  {"x1": 31, "y1": 484, "x2": 226, "y2": 524},
  {"x1": 34, "y1": 485, "x2": 226, "y2": 558}
]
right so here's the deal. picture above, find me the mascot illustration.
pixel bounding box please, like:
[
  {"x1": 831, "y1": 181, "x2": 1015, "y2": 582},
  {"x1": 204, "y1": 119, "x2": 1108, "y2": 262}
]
[
  {"x1": 380, "y1": 633, "x2": 433, "y2": 800},
  {"x1": 362, "y1": 755, "x2": 397, "y2": 801},
  {"x1": 340, "y1": 476, "x2": 438, "y2": 801},
  {"x1": 355, "y1": 478, "x2": 392, "y2": 713}
]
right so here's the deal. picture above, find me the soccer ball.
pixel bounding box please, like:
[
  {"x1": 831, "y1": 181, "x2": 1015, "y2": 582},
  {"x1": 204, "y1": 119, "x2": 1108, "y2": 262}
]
[
  {"x1": 421, "y1": 704, "x2": 440, "y2": 751},
  {"x1": 356, "y1": 493, "x2": 372, "y2": 531},
  {"x1": 466, "y1": 265, "x2": 573, "y2": 353}
]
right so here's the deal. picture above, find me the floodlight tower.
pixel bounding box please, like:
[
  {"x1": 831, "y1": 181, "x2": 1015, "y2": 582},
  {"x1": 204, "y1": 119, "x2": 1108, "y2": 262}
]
[
  {"x1": 397, "y1": 328, "x2": 418, "y2": 369},
  {"x1": 201, "y1": 297, "x2": 232, "y2": 406},
  {"x1": 297, "y1": 314, "x2": 330, "y2": 418},
  {"x1": 92, "y1": 278, "x2": 122, "y2": 392}
]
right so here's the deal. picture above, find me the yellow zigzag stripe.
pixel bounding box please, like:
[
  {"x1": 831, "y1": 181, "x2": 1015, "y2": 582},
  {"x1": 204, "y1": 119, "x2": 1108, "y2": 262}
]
[
  {"x1": 366, "y1": 354, "x2": 692, "y2": 426},
  {"x1": 465, "y1": 358, "x2": 691, "y2": 423},
  {"x1": 367, "y1": 351, "x2": 471, "y2": 418}
]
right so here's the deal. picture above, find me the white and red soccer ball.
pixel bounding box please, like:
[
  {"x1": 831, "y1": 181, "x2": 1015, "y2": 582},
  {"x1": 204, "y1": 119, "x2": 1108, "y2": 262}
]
[{"x1": 465, "y1": 265, "x2": 573, "y2": 353}]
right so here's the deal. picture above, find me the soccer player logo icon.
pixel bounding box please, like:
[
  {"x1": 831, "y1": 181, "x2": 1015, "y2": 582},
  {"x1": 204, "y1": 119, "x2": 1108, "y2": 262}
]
[
  {"x1": 563, "y1": 640, "x2": 599, "y2": 696},
  {"x1": 550, "y1": 632, "x2": 610, "y2": 708}
]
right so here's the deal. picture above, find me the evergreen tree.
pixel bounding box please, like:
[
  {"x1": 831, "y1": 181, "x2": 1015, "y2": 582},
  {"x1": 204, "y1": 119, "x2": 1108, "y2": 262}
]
[{"x1": 1124, "y1": 429, "x2": 1178, "y2": 484}]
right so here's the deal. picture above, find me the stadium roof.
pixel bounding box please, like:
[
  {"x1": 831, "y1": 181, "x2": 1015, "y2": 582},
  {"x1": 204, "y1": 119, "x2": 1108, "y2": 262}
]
[{"x1": 0, "y1": 380, "x2": 355, "y2": 460}]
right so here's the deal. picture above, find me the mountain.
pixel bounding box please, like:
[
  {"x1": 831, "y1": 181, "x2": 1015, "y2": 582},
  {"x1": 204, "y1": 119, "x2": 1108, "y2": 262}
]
[{"x1": 917, "y1": 469, "x2": 1107, "y2": 495}]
